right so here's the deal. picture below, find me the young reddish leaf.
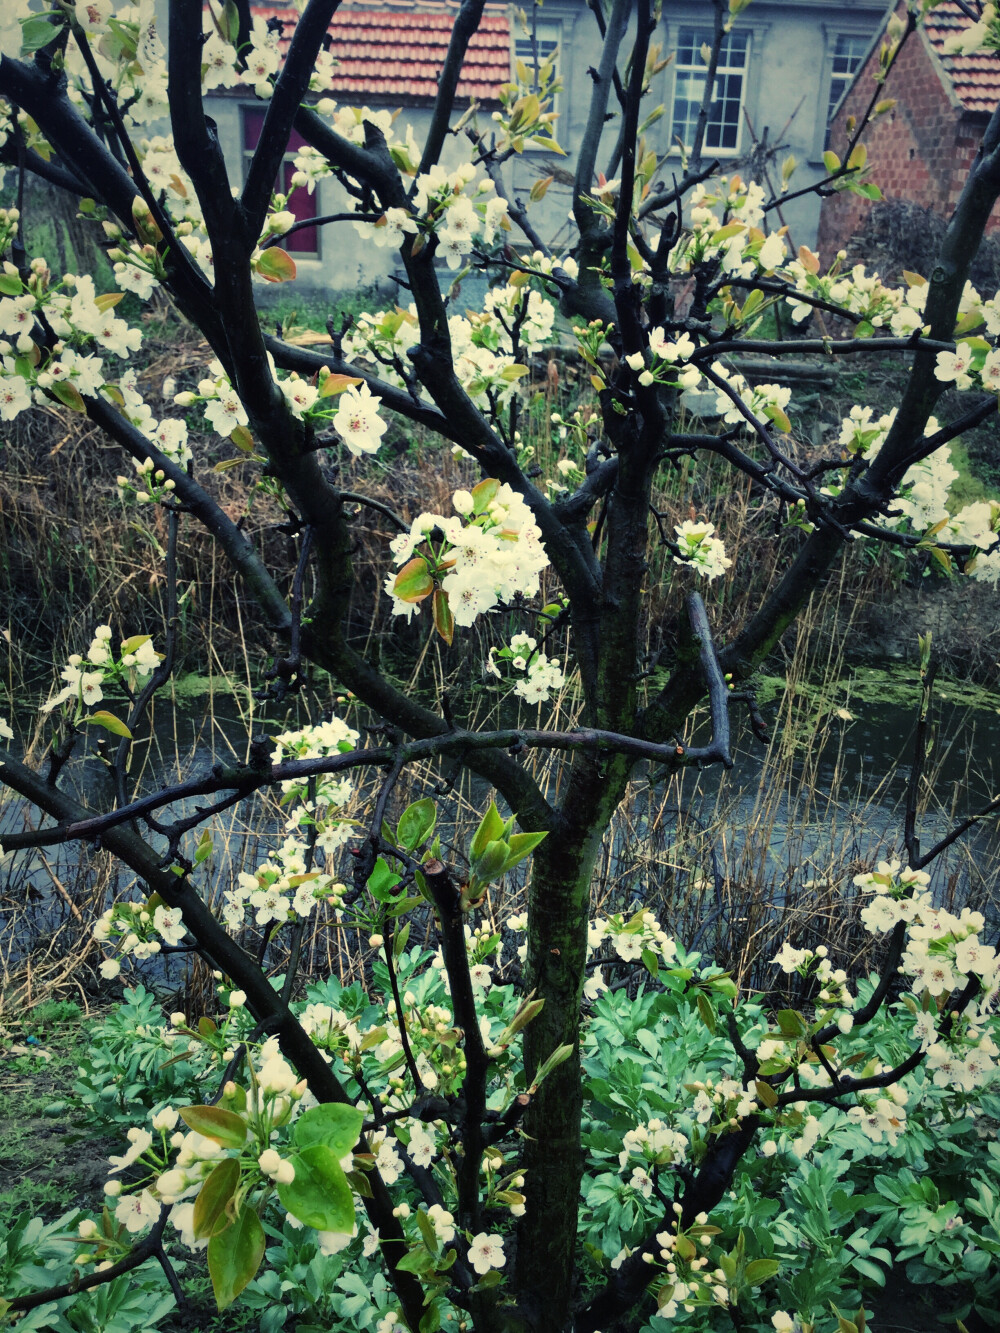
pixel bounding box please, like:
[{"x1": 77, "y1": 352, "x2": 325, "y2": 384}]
[
  {"x1": 193, "y1": 1158, "x2": 240, "y2": 1239},
  {"x1": 255, "y1": 247, "x2": 297, "y2": 283},
  {"x1": 798, "y1": 246, "x2": 820, "y2": 275},
  {"x1": 393, "y1": 557, "x2": 434, "y2": 603},
  {"x1": 470, "y1": 477, "x2": 500, "y2": 514},
  {"x1": 179, "y1": 1105, "x2": 247, "y2": 1149},
  {"x1": 207, "y1": 1204, "x2": 265, "y2": 1310},
  {"x1": 432, "y1": 588, "x2": 454, "y2": 645},
  {"x1": 318, "y1": 371, "x2": 363, "y2": 398}
]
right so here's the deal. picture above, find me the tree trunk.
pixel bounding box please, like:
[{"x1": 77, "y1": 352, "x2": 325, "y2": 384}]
[{"x1": 514, "y1": 753, "x2": 633, "y2": 1331}]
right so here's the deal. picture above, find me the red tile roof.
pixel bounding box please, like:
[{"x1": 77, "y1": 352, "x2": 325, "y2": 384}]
[
  {"x1": 253, "y1": 1, "x2": 510, "y2": 104},
  {"x1": 923, "y1": 1, "x2": 1000, "y2": 114}
]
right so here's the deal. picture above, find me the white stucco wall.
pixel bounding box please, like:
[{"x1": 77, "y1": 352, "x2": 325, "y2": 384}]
[{"x1": 205, "y1": 0, "x2": 891, "y2": 295}]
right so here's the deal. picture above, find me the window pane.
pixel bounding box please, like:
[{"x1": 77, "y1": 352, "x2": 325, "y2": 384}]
[
  {"x1": 242, "y1": 107, "x2": 318, "y2": 254},
  {"x1": 828, "y1": 34, "x2": 868, "y2": 117},
  {"x1": 281, "y1": 162, "x2": 317, "y2": 254},
  {"x1": 673, "y1": 26, "x2": 747, "y2": 151}
]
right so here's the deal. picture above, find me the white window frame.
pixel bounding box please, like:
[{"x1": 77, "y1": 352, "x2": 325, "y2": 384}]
[
  {"x1": 813, "y1": 27, "x2": 873, "y2": 160},
  {"x1": 669, "y1": 26, "x2": 750, "y2": 158},
  {"x1": 512, "y1": 17, "x2": 562, "y2": 146}
]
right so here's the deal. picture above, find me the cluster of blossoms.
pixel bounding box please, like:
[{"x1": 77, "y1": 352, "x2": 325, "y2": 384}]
[
  {"x1": 672, "y1": 520, "x2": 733, "y2": 582},
  {"x1": 93, "y1": 899, "x2": 186, "y2": 978},
  {"x1": 782, "y1": 251, "x2": 917, "y2": 330},
  {"x1": 174, "y1": 351, "x2": 388, "y2": 455},
  {"x1": 584, "y1": 910, "x2": 680, "y2": 999},
  {"x1": 709, "y1": 360, "x2": 794, "y2": 434},
  {"x1": 625, "y1": 330, "x2": 702, "y2": 392},
  {"x1": 485, "y1": 632, "x2": 566, "y2": 705},
  {"x1": 855, "y1": 859, "x2": 999, "y2": 1088},
  {"x1": 221, "y1": 716, "x2": 358, "y2": 931},
  {"x1": 225, "y1": 836, "x2": 348, "y2": 932},
  {"x1": 386, "y1": 480, "x2": 550, "y2": 630},
  {"x1": 0, "y1": 259, "x2": 196, "y2": 495},
  {"x1": 619, "y1": 1119, "x2": 689, "y2": 1182},
  {"x1": 0, "y1": 266, "x2": 143, "y2": 421},
  {"x1": 827, "y1": 406, "x2": 1000, "y2": 578},
  {"x1": 663, "y1": 176, "x2": 787, "y2": 281},
  {"x1": 40, "y1": 627, "x2": 160, "y2": 718},
  {"x1": 935, "y1": 337, "x2": 1000, "y2": 393},
  {"x1": 647, "y1": 1213, "x2": 729, "y2": 1323},
  {"x1": 46, "y1": 1, "x2": 290, "y2": 127},
  {"x1": 342, "y1": 281, "x2": 556, "y2": 413},
  {"x1": 845, "y1": 1085, "x2": 909, "y2": 1146},
  {"x1": 946, "y1": 499, "x2": 1000, "y2": 581},
  {"x1": 408, "y1": 161, "x2": 509, "y2": 269},
  {"x1": 689, "y1": 1076, "x2": 758, "y2": 1129},
  {"x1": 770, "y1": 942, "x2": 854, "y2": 1016}
]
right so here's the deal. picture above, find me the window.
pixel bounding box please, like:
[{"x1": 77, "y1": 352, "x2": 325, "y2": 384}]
[
  {"x1": 670, "y1": 28, "x2": 749, "y2": 154},
  {"x1": 827, "y1": 34, "x2": 868, "y2": 119},
  {"x1": 241, "y1": 107, "x2": 319, "y2": 255},
  {"x1": 513, "y1": 19, "x2": 561, "y2": 126}
]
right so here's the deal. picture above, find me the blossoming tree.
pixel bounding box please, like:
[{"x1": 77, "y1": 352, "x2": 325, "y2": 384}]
[{"x1": 1, "y1": 1, "x2": 1000, "y2": 1331}]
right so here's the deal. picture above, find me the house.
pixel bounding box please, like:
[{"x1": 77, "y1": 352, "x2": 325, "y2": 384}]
[
  {"x1": 202, "y1": 0, "x2": 888, "y2": 290},
  {"x1": 817, "y1": 1, "x2": 1000, "y2": 264}
]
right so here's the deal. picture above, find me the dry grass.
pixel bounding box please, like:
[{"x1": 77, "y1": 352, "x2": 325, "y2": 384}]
[{"x1": 1, "y1": 317, "x2": 996, "y2": 1016}]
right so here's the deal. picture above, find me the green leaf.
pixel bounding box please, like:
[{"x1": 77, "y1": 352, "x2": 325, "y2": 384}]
[
  {"x1": 744, "y1": 1258, "x2": 780, "y2": 1286},
  {"x1": 696, "y1": 992, "x2": 717, "y2": 1034},
  {"x1": 367, "y1": 856, "x2": 401, "y2": 901},
  {"x1": 469, "y1": 801, "x2": 505, "y2": 860},
  {"x1": 419, "y1": 1306, "x2": 442, "y2": 1333},
  {"x1": 221, "y1": 0, "x2": 241, "y2": 43},
  {"x1": 193, "y1": 1158, "x2": 240, "y2": 1240},
  {"x1": 179, "y1": 1105, "x2": 247, "y2": 1149},
  {"x1": 502, "y1": 830, "x2": 547, "y2": 872},
  {"x1": 776, "y1": 1009, "x2": 808, "y2": 1039},
  {"x1": 851, "y1": 1256, "x2": 886, "y2": 1285},
  {"x1": 207, "y1": 1204, "x2": 265, "y2": 1310},
  {"x1": 194, "y1": 830, "x2": 214, "y2": 864},
  {"x1": 82, "y1": 710, "x2": 132, "y2": 738},
  {"x1": 396, "y1": 1248, "x2": 435, "y2": 1274},
  {"x1": 292, "y1": 1104, "x2": 364, "y2": 1159},
  {"x1": 472, "y1": 838, "x2": 510, "y2": 885},
  {"x1": 50, "y1": 380, "x2": 87, "y2": 413},
  {"x1": 755, "y1": 1079, "x2": 778, "y2": 1109},
  {"x1": 120, "y1": 634, "x2": 152, "y2": 655},
  {"x1": 396, "y1": 797, "x2": 436, "y2": 851},
  {"x1": 21, "y1": 14, "x2": 63, "y2": 54},
  {"x1": 0, "y1": 273, "x2": 23, "y2": 296},
  {"x1": 416, "y1": 1207, "x2": 439, "y2": 1252},
  {"x1": 277, "y1": 1144, "x2": 355, "y2": 1231}
]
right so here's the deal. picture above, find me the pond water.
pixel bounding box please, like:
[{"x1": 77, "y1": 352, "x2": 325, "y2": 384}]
[{"x1": 3, "y1": 673, "x2": 999, "y2": 971}]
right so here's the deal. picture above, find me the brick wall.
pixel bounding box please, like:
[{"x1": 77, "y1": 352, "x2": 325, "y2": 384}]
[{"x1": 817, "y1": 16, "x2": 997, "y2": 264}]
